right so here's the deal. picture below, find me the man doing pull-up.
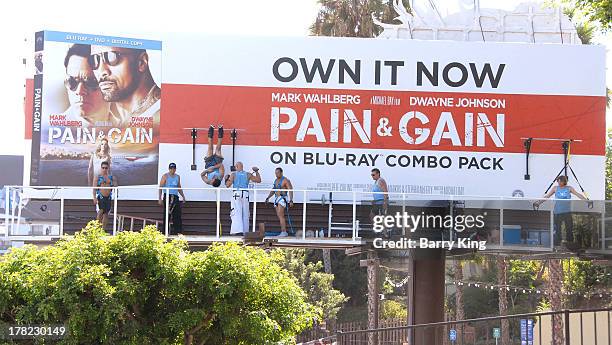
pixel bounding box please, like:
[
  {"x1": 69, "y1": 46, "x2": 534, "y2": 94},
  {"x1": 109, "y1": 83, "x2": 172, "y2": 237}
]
[{"x1": 200, "y1": 125, "x2": 225, "y2": 187}]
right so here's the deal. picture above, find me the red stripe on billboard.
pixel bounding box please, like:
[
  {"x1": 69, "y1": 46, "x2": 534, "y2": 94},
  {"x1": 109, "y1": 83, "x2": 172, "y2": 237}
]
[
  {"x1": 158, "y1": 84, "x2": 605, "y2": 155},
  {"x1": 24, "y1": 78, "x2": 33, "y2": 140}
]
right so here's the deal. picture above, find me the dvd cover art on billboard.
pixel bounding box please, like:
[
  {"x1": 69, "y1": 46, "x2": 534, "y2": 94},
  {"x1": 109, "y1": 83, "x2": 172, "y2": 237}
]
[{"x1": 29, "y1": 31, "x2": 162, "y2": 186}]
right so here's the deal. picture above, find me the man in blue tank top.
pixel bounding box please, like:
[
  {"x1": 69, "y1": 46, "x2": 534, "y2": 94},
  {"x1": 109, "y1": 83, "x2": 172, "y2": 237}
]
[
  {"x1": 200, "y1": 125, "x2": 225, "y2": 188},
  {"x1": 370, "y1": 168, "x2": 389, "y2": 224},
  {"x1": 159, "y1": 162, "x2": 187, "y2": 235},
  {"x1": 265, "y1": 167, "x2": 294, "y2": 237},
  {"x1": 225, "y1": 161, "x2": 262, "y2": 235},
  {"x1": 92, "y1": 161, "x2": 116, "y2": 229},
  {"x1": 534, "y1": 175, "x2": 588, "y2": 249}
]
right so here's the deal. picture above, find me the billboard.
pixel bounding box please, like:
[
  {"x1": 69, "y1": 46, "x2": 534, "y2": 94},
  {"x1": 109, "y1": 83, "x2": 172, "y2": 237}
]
[
  {"x1": 29, "y1": 31, "x2": 162, "y2": 186},
  {"x1": 27, "y1": 33, "x2": 606, "y2": 199}
]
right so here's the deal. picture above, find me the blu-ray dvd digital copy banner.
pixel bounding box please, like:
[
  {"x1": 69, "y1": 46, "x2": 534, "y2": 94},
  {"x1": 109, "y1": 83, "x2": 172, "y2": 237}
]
[
  {"x1": 26, "y1": 33, "x2": 606, "y2": 199},
  {"x1": 29, "y1": 31, "x2": 161, "y2": 187}
]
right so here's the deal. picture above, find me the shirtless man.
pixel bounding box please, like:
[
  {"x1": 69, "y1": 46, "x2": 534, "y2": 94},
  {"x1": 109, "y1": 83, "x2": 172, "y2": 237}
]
[
  {"x1": 92, "y1": 161, "x2": 116, "y2": 228},
  {"x1": 200, "y1": 125, "x2": 225, "y2": 188},
  {"x1": 265, "y1": 167, "x2": 294, "y2": 237}
]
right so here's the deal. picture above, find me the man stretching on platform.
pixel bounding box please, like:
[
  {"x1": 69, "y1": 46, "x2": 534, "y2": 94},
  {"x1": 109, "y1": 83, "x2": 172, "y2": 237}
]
[
  {"x1": 265, "y1": 167, "x2": 294, "y2": 237},
  {"x1": 370, "y1": 168, "x2": 389, "y2": 222},
  {"x1": 225, "y1": 162, "x2": 261, "y2": 235},
  {"x1": 533, "y1": 175, "x2": 589, "y2": 250},
  {"x1": 200, "y1": 125, "x2": 225, "y2": 187}
]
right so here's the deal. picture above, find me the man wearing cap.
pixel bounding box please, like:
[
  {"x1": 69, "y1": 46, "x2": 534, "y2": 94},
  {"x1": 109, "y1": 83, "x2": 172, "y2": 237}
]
[
  {"x1": 225, "y1": 162, "x2": 261, "y2": 235},
  {"x1": 159, "y1": 163, "x2": 186, "y2": 234}
]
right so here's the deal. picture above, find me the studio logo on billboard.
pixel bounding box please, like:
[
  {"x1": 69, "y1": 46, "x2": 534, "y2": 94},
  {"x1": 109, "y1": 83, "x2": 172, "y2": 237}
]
[{"x1": 512, "y1": 190, "x2": 524, "y2": 197}]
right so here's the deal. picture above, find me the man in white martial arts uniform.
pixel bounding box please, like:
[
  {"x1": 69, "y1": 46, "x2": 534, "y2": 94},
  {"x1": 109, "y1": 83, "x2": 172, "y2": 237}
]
[{"x1": 225, "y1": 162, "x2": 261, "y2": 235}]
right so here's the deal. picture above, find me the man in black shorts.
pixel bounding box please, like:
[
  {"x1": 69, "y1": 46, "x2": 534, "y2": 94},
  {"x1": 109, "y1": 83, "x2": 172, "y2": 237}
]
[
  {"x1": 92, "y1": 161, "x2": 116, "y2": 228},
  {"x1": 200, "y1": 125, "x2": 225, "y2": 187}
]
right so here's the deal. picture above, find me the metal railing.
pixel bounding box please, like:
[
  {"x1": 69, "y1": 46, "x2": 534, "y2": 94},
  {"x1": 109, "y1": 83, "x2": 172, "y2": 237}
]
[
  {"x1": 335, "y1": 307, "x2": 612, "y2": 345},
  {"x1": 116, "y1": 214, "x2": 161, "y2": 232},
  {"x1": 1, "y1": 185, "x2": 370, "y2": 243},
  {"x1": 1, "y1": 185, "x2": 610, "y2": 253}
]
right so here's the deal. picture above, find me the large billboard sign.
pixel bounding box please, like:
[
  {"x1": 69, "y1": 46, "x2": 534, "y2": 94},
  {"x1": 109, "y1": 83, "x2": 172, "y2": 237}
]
[
  {"x1": 27, "y1": 32, "x2": 607, "y2": 199},
  {"x1": 29, "y1": 31, "x2": 161, "y2": 186}
]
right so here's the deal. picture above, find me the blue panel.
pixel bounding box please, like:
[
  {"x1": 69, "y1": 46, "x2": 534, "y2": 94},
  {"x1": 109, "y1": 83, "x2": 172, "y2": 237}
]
[
  {"x1": 503, "y1": 227, "x2": 522, "y2": 245},
  {"x1": 44, "y1": 31, "x2": 161, "y2": 50}
]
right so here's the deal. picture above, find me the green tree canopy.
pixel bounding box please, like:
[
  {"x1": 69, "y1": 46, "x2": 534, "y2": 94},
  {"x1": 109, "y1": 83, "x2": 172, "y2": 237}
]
[
  {"x1": 0, "y1": 222, "x2": 318, "y2": 344},
  {"x1": 273, "y1": 249, "x2": 347, "y2": 321},
  {"x1": 310, "y1": 0, "x2": 411, "y2": 37},
  {"x1": 575, "y1": 0, "x2": 612, "y2": 30}
]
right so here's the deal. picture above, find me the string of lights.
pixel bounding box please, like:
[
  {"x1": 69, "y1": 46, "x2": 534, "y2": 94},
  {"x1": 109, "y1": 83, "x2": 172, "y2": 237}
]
[{"x1": 447, "y1": 279, "x2": 612, "y2": 298}]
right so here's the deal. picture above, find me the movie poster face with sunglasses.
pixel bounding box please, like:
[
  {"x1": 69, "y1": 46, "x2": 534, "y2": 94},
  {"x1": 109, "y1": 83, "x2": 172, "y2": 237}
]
[{"x1": 29, "y1": 31, "x2": 162, "y2": 187}]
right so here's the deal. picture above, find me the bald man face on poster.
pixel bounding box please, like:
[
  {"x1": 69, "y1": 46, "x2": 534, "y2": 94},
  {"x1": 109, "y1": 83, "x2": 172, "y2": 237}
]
[{"x1": 89, "y1": 45, "x2": 161, "y2": 126}]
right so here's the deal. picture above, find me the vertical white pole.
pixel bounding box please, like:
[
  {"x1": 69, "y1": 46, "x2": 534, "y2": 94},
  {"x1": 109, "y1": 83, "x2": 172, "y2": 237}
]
[
  {"x1": 327, "y1": 193, "x2": 332, "y2": 238},
  {"x1": 352, "y1": 191, "x2": 357, "y2": 240},
  {"x1": 402, "y1": 193, "x2": 406, "y2": 236},
  {"x1": 112, "y1": 187, "x2": 117, "y2": 236},
  {"x1": 252, "y1": 188, "x2": 257, "y2": 233},
  {"x1": 550, "y1": 208, "x2": 554, "y2": 250},
  {"x1": 302, "y1": 191, "x2": 307, "y2": 240},
  {"x1": 12, "y1": 189, "x2": 19, "y2": 236},
  {"x1": 216, "y1": 188, "x2": 221, "y2": 238},
  {"x1": 59, "y1": 187, "x2": 64, "y2": 237},
  {"x1": 165, "y1": 188, "x2": 169, "y2": 237},
  {"x1": 449, "y1": 195, "x2": 454, "y2": 242},
  {"x1": 601, "y1": 201, "x2": 605, "y2": 250},
  {"x1": 4, "y1": 187, "x2": 9, "y2": 237},
  {"x1": 499, "y1": 197, "x2": 504, "y2": 247},
  {"x1": 302, "y1": 190, "x2": 307, "y2": 237}
]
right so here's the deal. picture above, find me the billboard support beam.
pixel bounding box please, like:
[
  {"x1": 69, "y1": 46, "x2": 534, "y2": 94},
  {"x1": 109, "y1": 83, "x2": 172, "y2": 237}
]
[
  {"x1": 562, "y1": 140, "x2": 570, "y2": 177},
  {"x1": 190, "y1": 128, "x2": 198, "y2": 171},
  {"x1": 523, "y1": 138, "x2": 532, "y2": 180},
  {"x1": 230, "y1": 129, "x2": 237, "y2": 172}
]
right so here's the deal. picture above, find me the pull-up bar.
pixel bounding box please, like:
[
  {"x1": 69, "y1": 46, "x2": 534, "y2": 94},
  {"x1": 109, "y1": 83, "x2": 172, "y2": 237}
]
[
  {"x1": 183, "y1": 127, "x2": 211, "y2": 170},
  {"x1": 184, "y1": 127, "x2": 246, "y2": 172},
  {"x1": 520, "y1": 137, "x2": 582, "y2": 180}
]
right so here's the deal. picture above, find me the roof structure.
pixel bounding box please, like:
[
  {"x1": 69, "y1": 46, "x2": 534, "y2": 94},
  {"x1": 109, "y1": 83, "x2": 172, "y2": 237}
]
[{"x1": 373, "y1": 0, "x2": 582, "y2": 44}]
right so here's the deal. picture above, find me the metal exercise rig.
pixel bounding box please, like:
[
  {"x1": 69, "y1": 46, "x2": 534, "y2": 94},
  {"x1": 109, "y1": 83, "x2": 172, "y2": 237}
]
[
  {"x1": 521, "y1": 137, "x2": 582, "y2": 181},
  {"x1": 523, "y1": 137, "x2": 591, "y2": 210},
  {"x1": 184, "y1": 127, "x2": 240, "y2": 171}
]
